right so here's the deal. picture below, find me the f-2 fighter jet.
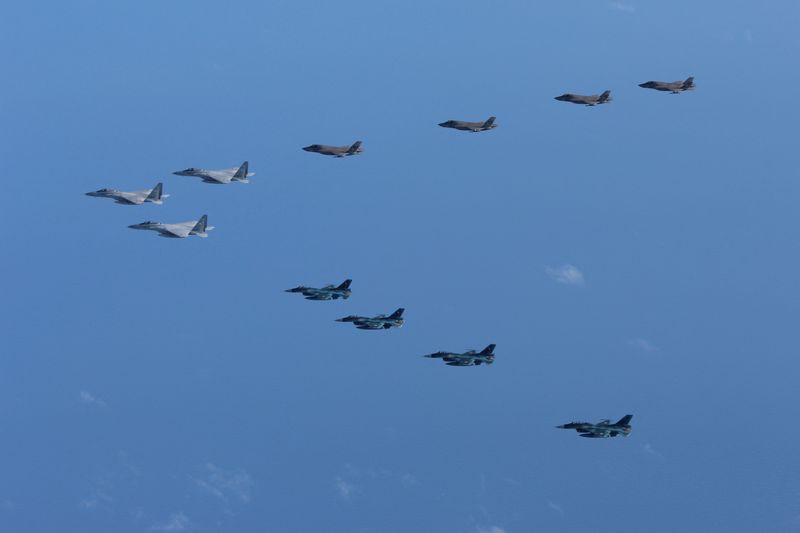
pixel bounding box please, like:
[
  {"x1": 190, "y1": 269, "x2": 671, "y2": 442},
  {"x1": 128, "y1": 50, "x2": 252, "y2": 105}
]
[
  {"x1": 638, "y1": 77, "x2": 695, "y2": 93},
  {"x1": 336, "y1": 308, "x2": 404, "y2": 330},
  {"x1": 438, "y1": 116, "x2": 496, "y2": 132},
  {"x1": 128, "y1": 215, "x2": 213, "y2": 239},
  {"x1": 285, "y1": 279, "x2": 352, "y2": 300},
  {"x1": 557, "y1": 415, "x2": 633, "y2": 438},
  {"x1": 173, "y1": 161, "x2": 253, "y2": 184},
  {"x1": 424, "y1": 344, "x2": 496, "y2": 366},
  {"x1": 86, "y1": 182, "x2": 167, "y2": 205},
  {"x1": 302, "y1": 141, "x2": 363, "y2": 157}
]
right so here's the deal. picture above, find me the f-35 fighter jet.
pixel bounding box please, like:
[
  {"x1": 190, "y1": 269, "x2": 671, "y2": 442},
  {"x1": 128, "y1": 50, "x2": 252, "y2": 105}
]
[
  {"x1": 86, "y1": 182, "x2": 167, "y2": 205},
  {"x1": 554, "y1": 90, "x2": 612, "y2": 106},
  {"x1": 638, "y1": 77, "x2": 695, "y2": 93},
  {"x1": 424, "y1": 344, "x2": 496, "y2": 366},
  {"x1": 302, "y1": 141, "x2": 363, "y2": 157},
  {"x1": 557, "y1": 415, "x2": 633, "y2": 438},
  {"x1": 173, "y1": 161, "x2": 254, "y2": 184},
  {"x1": 336, "y1": 308, "x2": 404, "y2": 330},
  {"x1": 128, "y1": 215, "x2": 213, "y2": 239},
  {"x1": 285, "y1": 279, "x2": 352, "y2": 300},
  {"x1": 438, "y1": 116, "x2": 496, "y2": 132}
]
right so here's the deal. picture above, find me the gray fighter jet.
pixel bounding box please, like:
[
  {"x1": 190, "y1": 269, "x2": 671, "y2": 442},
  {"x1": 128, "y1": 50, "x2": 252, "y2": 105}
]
[
  {"x1": 638, "y1": 77, "x2": 695, "y2": 93},
  {"x1": 85, "y1": 182, "x2": 167, "y2": 205},
  {"x1": 336, "y1": 308, "x2": 404, "y2": 330},
  {"x1": 438, "y1": 116, "x2": 496, "y2": 132},
  {"x1": 285, "y1": 279, "x2": 352, "y2": 300},
  {"x1": 424, "y1": 344, "x2": 496, "y2": 366},
  {"x1": 128, "y1": 215, "x2": 213, "y2": 239},
  {"x1": 302, "y1": 141, "x2": 363, "y2": 157},
  {"x1": 172, "y1": 161, "x2": 254, "y2": 184},
  {"x1": 554, "y1": 90, "x2": 612, "y2": 106},
  {"x1": 557, "y1": 415, "x2": 633, "y2": 438}
]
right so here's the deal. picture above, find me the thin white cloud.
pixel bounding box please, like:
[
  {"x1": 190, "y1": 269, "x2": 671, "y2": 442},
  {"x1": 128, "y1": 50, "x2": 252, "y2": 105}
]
[
  {"x1": 476, "y1": 527, "x2": 507, "y2": 533},
  {"x1": 609, "y1": 1, "x2": 635, "y2": 13},
  {"x1": 546, "y1": 264, "x2": 585, "y2": 286},
  {"x1": 547, "y1": 499, "x2": 565, "y2": 515},
  {"x1": 335, "y1": 478, "x2": 356, "y2": 500},
  {"x1": 192, "y1": 463, "x2": 252, "y2": 503},
  {"x1": 79, "y1": 390, "x2": 107, "y2": 408},
  {"x1": 628, "y1": 338, "x2": 657, "y2": 353},
  {"x1": 150, "y1": 512, "x2": 191, "y2": 531},
  {"x1": 643, "y1": 443, "x2": 664, "y2": 459}
]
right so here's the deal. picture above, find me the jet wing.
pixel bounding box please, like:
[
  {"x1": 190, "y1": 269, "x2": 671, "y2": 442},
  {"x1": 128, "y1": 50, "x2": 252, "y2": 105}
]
[
  {"x1": 115, "y1": 191, "x2": 145, "y2": 204},
  {"x1": 160, "y1": 222, "x2": 194, "y2": 238}
]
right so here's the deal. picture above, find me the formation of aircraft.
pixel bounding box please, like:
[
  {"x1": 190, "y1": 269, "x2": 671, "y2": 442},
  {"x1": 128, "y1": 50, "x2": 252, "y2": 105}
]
[
  {"x1": 173, "y1": 161, "x2": 254, "y2": 184},
  {"x1": 424, "y1": 344, "x2": 496, "y2": 366},
  {"x1": 639, "y1": 76, "x2": 695, "y2": 93},
  {"x1": 302, "y1": 141, "x2": 363, "y2": 157},
  {"x1": 285, "y1": 280, "x2": 352, "y2": 300},
  {"x1": 128, "y1": 215, "x2": 212, "y2": 239},
  {"x1": 438, "y1": 116, "x2": 497, "y2": 132},
  {"x1": 86, "y1": 182, "x2": 166, "y2": 205},
  {"x1": 554, "y1": 90, "x2": 612, "y2": 106},
  {"x1": 336, "y1": 308, "x2": 405, "y2": 330},
  {"x1": 557, "y1": 415, "x2": 633, "y2": 438}
]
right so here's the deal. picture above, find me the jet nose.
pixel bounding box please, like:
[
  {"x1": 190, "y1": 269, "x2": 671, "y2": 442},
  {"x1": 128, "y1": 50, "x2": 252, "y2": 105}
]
[
  {"x1": 301, "y1": 146, "x2": 313, "y2": 152},
  {"x1": 437, "y1": 122, "x2": 447, "y2": 127},
  {"x1": 85, "y1": 191, "x2": 97, "y2": 196}
]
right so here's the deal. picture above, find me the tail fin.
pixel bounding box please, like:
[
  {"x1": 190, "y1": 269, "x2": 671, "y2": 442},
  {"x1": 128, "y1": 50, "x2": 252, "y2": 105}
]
[
  {"x1": 146, "y1": 182, "x2": 163, "y2": 201},
  {"x1": 599, "y1": 90, "x2": 611, "y2": 102},
  {"x1": 483, "y1": 116, "x2": 496, "y2": 128},
  {"x1": 233, "y1": 161, "x2": 249, "y2": 180},
  {"x1": 389, "y1": 308, "x2": 404, "y2": 319},
  {"x1": 337, "y1": 279, "x2": 352, "y2": 290},
  {"x1": 615, "y1": 414, "x2": 633, "y2": 426},
  {"x1": 480, "y1": 344, "x2": 496, "y2": 355},
  {"x1": 191, "y1": 215, "x2": 208, "y2": 234},
  {"x1": 682, "y1": 77, "x2": 694, "y2": 89},
  {"x1": 347, "y1": 141, "x2": 362, "y2": 154}
]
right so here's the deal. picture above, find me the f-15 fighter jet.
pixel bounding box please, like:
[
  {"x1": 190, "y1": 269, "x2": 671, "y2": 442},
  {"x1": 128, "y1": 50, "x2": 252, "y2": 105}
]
[
  {"x1": 172, "y1": 161, "x2": 253, "y2": 184},
  {"x1": 302, "y1": 141, "x2": 363, "y2": 157},
  {"x1": 85, "y1": 182, "x2": 167, "y2": 205},
  {"x1": 128, "y1": 215, "x2": 213, "y2": 239},
  {"x1": 557, "y1": 415, "x2": 633, "y2": 438},
  {"x1": 336, "y1": 308, "x2": 404, "y2": 330},
  {"x1": 554, "y1": 90, "x2": 612, "y2": 106},
  {"x1": 285, "y1": 279, "x2": 352, "y2": 300},
  {"x1": 438, "y1": 116, "x2": 496, "y2": 132},
  {"x1": 638, "y1": 77, "x2": 695, "y2": 93},
  {"x1": 424, "y1": 344, "x2": 496, "y2": 366}
]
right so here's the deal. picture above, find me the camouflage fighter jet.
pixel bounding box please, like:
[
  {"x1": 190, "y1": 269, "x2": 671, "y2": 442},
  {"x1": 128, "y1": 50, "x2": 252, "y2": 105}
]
[
  {"x1": 128, "y1": 214, "x2": 213, "y2": 239},
  {"x1": 438, "y1": 116, "x2": 497, "y2": 132},
  {"x1": 554, "y1": 90, "x2": 612, "y2": 106},
  {"x1": 285, "y1": 279, "x2": 352, "y2": 300},
  {"x1": 424, "y1": 344, "x2": 496, "y2": 366},
  {"x1": 302, "y1": 141, "x2": 363, "y2": 157},
  {"x1": 173, "y1": 161, "x2": 254, "y2": 184},
  {"x1": 557, "y1": 415, "x2": 633, "y2": 438},
  {"x1": 336, "y1": 308, "x2": 404, "y2": 330},
  {"x1": 638, "y1": 77, "x2": 695, "y2": 93},
  {"x1": 85, "y1": 182, "x2": 167, "y2": 205}
]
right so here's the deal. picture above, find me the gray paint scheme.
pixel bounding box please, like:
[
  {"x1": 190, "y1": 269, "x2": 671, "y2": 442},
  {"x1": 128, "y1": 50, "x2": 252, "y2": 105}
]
[
  {"x1": 86, "y1": 182, "x2": 167, "y2": 205},
  {"x1": 173, "y1": 161, "x2": 254, "y2": 184},
  {"x1": 128, "y1": 214, "x2": 214, "y2": 238},
  {"x1": 285, "y1": 279, "x2": 352, "y2": 300},
  {"x1": 424, "y1": 344, "x2": 496, "y2": 367},
  {"x1": 557, "y1": 415, "x2": 633, "y2": 438},
  {"x1": 302, "y1": 141, "x2": 363, "y2": 157},
  {"x1": 554, "y1": 90, "x2": 612, "y2": 106},
  {"x1": 638, "y1": 76, "x2": 695, "y2": 93},
  {"x1": 438, "y1": 116, "x2": 496, "y2": 132},
  {"x1": 336, "y1": 308, "x2": 404, "y2": 330}
]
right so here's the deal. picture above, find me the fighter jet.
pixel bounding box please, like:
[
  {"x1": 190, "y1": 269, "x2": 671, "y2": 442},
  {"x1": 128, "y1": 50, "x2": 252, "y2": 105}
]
[
  {"x1": 638, "y1": 77, "x2": 695, "y2": 93},
  {"x1": 336, "y1": 308, "x2": 404, "y2": 330},
  {"x1": 285, "y1": 279, "x2": 352, "y2": 301},
  {"x1": 554, "y1": 90, "x2": 612, "y2": 106},
  {"x1": 302, "y1": 141, "x2": 363, "y2": 157},
  {"x1": 438, "y1": 116, "x2": 496, "y2": 132},
  {"x1": 424, "y1": 344, "x2": 496, "y2": 366},
  {"x1": 172, "y1": 161, "x2": 254, "y2": 184},
  {"x1": 85, "y1": 182, "x2": 167, "y2": 205},
  {"x1": 128, "y1": 215, "x2": 213, "y2": 239},
  {"x1": 557, "y1": 415, "x2": 633, "y2": 438}
]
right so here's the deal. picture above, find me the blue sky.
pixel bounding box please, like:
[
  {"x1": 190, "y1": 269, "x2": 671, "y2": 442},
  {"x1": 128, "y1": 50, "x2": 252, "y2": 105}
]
[{"x1": 2, "y1": 1, "x2": 800, "y2": 531}]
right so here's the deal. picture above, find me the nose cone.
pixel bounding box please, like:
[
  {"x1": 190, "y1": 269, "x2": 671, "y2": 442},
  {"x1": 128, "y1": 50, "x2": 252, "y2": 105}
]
[
  {"x1": 302, "y1": 145, "x2": 315, "y2": 152},
  {"x1": 438, "y1": 121, "x2": 449, "y2": 128},
  {"x1": 554, "y1": 95, "x2": 568, "y2": 101},
  {"x1": 173, "y1": 170, "x2": 188, "y2": 176},
  {"x1": 85, "y1": 191, "x2": 100, "y2": 197}
]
